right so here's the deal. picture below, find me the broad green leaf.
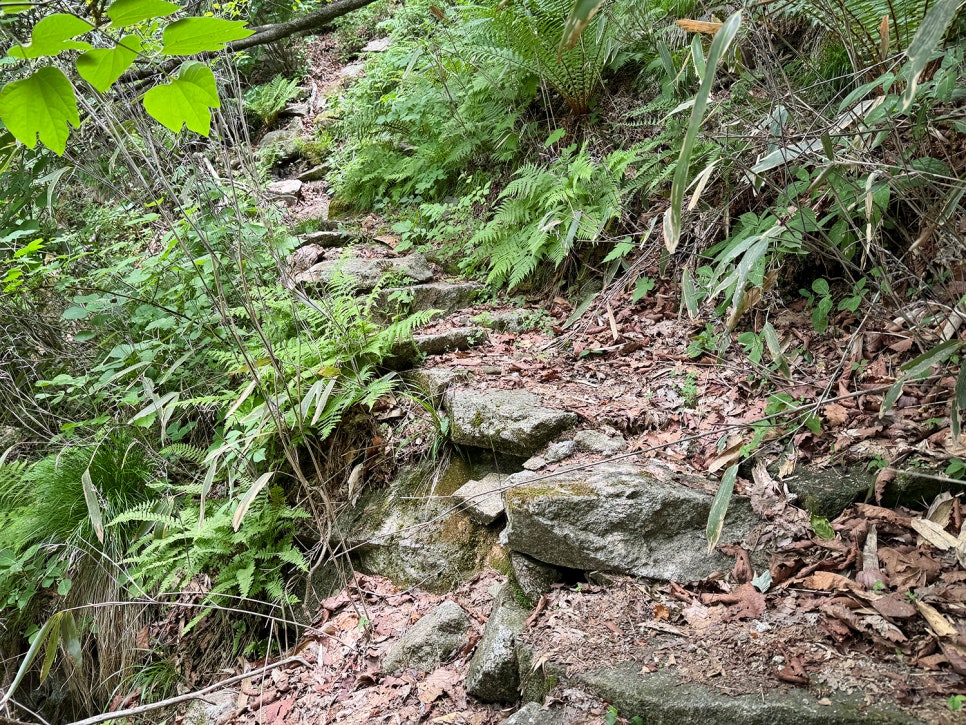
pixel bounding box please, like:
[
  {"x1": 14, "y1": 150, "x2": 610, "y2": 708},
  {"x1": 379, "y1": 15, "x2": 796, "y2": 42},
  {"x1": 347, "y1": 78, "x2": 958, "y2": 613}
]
[
  {"x1": 59, "y1": 612, "x2": 83, "y2": 669},
  {"x1": 232, "y1": 471, "x2": 273, "y2": 531},
  {"x1": 900, "y1": 0, "x2": 966, "y2": 112},
  {"x1": 0, "y1": 4, "x2": 32, "y2": 14},
  {"x1": 77, "y1": 36, "x2": 142, "y2": 92},
  {"x1": 664, "y1": 11, "x2": 742, "y2": 254},
  {"x1": 107, "y1": 0, "x2": 180, "y2": 27},
  {"x1": 0, "y1": 67, "x2": 79, "y2": 155},
  {"x1": 706, "y1": 464, "x2": 737, "y2": 552},
  {"x1": 81, "y1": 468, "x2": 105, "y2": 543},
  {"x1": 161, "y1": 17, "x2": 253, "y2": 55},
  {"x1": 880, "y1": 339, "x2": 961, "y2": 416},
  {"x1": 7, "y1": 14, "x2": 92, "y2": 59},
  {"x1": 810, "y1": 514, "x2": 835, "y2": 539},
  {"x1": 142, "y1": 61, "x2": 219, "y2": 135},
  {"x1": 39, "y1": 615, "x2": 61, "y2": 681}
]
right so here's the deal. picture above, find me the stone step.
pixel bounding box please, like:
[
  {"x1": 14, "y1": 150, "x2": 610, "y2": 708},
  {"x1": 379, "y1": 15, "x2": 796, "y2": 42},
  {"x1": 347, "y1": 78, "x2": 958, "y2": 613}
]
[
  {"x1": 445, "y1": 388, "x2": 577, "y2": 459},
  {"x1": 292, "y1": 251, "x2": 433, "y2": 292},
  {"x1": 378, "y1": 281, "x2": 483, "y2": 316},
  {"x1": 383, "y1": 328, "x2": 488, "y2": 371}
]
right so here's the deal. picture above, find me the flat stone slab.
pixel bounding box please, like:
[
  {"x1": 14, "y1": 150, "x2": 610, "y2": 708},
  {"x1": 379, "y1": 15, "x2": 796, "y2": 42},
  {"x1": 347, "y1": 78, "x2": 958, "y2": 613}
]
[
  {"x1": 297, "y1": 164, "x2": 328, "y2": 182},
  {"x1": 267, "y1": 179, "x2": 302, "y2": 206},
  {"x1": 452, "y1": 473, "x2": 507, "y2": 525},
  {"x1": 380, "y1": 282, "x2": 482, "y2": 315},
  {"x1": 502, "y1": 463, "x2": 758, "y2": 582},
  {"x1": 574, "y1": 429, "x2": 625, "y2": 454},
  {"x1": 579, "y1": 665, "x2": 917, "y2": 724},
  {"x1": 404, "y1": 367, "x2": 470, "y2": 406},
  {"x1": 382, "y1": 600, "x2": 470, "y2": 674},
  {"x1": 294, "y1": 251, "x2": 433, "y2": 291},
  {"x1": 445, "y1": 389, "x2": 577, "y2": 458},
  {"x1": 384, "y1": 328, "x2": 488, "y2": 371}
]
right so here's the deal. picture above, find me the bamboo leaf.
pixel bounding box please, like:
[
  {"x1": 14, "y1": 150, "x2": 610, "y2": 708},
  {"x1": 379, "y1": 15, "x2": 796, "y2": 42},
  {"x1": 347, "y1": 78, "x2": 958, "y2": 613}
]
[
  {"x1": 81, "y1": 468, "x2": 104, "y2": 544},
  {"x1": 232, "y1": 471, "x2": 273, "y2": 532},
  {"x1": 0, "y1": 613, "x2": 63, "y2": 706},
  {"x1": 664, "y1": 11, "x2": 742, "y2": 253},
  {"x1": 881, "y1": 339, "x2": 961, "y2": 416},
  {"x1": 707, "y1": 464, "x2": 738, "y2": 552},
  {"x1": 900, "y1": 0, "x2": 965, "y2": 112}
]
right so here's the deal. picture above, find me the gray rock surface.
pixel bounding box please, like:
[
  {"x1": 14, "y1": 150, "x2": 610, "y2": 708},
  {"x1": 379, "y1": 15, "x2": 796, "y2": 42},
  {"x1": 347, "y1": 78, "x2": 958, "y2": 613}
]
[
  {"x1": 784, "y1": 468, "x2": 871, "y2": 518},
  {"x1": 382, "y1": 600, "x2": 471, "y2": 674},
  {"x1": 294, "y1": 252, "x2": 433, "y2": 291},
  {"x1": 380, "y1": 282, "x2": 481, "y2": 315},
  {"x1": 544, "y1": 440, "x2": 576, "y2": 462},
  {"x1": 297, "y1": 164, "x2": 329, "y2": 182},
  {"x1": 257, "y1": 124, "x2": 301, "y2": 161},
  {"x1": 405, "y1": 367, "x2": 469, "y2": 406},
  {"x1": 182, "y1": 689, "x2": 235, "y2": 725},
  {"x1": 385, "y1": 328, "x2": 488, "y2": 370},
  {"x1": 446, "y1": 389, "x2": 577, "y2": 458},
  {"x1": 580, "y1": 665, "x2": 917, "y2": 724},
  {"x1": 510, "y1": 552, "x2": 559, "y2": 602},
  {"x1": 502, "y1": 463, "x2": 758, "y2": 582},
  {"x1": 452, "y1": 473, "x2": 507, "y2": 525},
  {"x1": 466, "y1": 585, "x2": 529, "y2": 703},
  {"x1": 267, "y1": 179, "x2": 302, "y2": 206},
  {"x1": 340, "y1": 465, "x2": 498, "y2": 592},
  {"x1": 498, "y1": 703, "x2": 559, "y2": 725},
  {"x1": 574, "y1": 429, "x2": 625, "y2": 455}
]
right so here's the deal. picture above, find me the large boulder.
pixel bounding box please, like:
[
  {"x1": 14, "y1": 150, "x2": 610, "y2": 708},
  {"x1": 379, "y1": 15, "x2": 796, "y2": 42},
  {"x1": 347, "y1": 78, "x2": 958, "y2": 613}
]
[
  {"x1": 446, "y1": 389, "x2": 577, "y2": 458},
  {"x1": 257, "y1": 123, "x2": 302, "y2": 162},
  {"x1": 502, "y1": 464, "x2": 758, "y2": 582},
  {"x1": 382, "y1": 600, "x2": 471, "y2": 674},
  {"x1": 384, "y1": 328, "x2": 488, "y2": 371},
  {"x1": 294, "y1": 251, "x2": 433, "y2": 291},
  {"x1": 466, "y1": 585, "x2": 529, "y2": 702},
  {"x1": 339, "y1": 465, "x2": 499, "y2": 592}
]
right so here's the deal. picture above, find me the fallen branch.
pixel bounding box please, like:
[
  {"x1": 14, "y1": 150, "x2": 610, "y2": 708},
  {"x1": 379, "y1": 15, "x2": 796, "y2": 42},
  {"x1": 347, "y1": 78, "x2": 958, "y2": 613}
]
[
  {"x1": 64, "y1": 656, "x2": 310, "y2": 725},
  {"x1": 121, "y1": 0, "x2": 380, "y2": 82}
]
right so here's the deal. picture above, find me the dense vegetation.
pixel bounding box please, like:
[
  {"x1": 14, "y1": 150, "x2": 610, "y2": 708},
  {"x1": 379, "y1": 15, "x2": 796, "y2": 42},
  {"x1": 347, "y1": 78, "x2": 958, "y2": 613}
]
[{"x1": 0, "y1": 0, "x2": 963, "y2": 719}]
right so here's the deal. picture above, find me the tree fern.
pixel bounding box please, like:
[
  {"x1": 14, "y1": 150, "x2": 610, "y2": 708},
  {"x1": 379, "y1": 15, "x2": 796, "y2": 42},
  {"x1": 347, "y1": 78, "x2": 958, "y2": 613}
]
[
  {"x1": 468, "y1": 0, "x2": 624, "y2": 113},
  {"x1": 776, "y1": 0, "x2": 933, "y2": 68}
]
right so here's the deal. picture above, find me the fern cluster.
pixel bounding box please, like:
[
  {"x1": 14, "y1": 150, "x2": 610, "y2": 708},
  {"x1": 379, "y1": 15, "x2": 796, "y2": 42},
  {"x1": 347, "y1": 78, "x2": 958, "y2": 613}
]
[
  {"x1": 469, "y1": 0, "x2": 622, "y2": 114},
  {"x1": 118, "y1": 485, "x2": 309, "y2": 609},
  {"x1": 328, "y1": 0, "x2": 539, "y2": 210},
  {"x1": 775, "y1": 0, "x2": 932, "y2": 68},
  {"x1": 469, "y1": 143, "x2": 637, "y2": 289}
]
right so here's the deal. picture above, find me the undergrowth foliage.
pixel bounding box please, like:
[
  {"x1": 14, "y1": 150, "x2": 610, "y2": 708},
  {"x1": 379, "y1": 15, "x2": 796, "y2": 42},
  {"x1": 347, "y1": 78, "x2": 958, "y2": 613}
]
[{"x1": 470, "y1": 141, "x2": 637, "y2": 289}]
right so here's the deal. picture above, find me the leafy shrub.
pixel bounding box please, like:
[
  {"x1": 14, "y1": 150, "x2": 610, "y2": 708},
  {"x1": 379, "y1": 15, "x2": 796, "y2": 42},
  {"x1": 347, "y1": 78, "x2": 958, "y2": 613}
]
[
  {"x1": 244, "y1": 76, "x2": 302, "y2": 128},
  {"x1": 468, "y1": 141, "x2": 636, "y2": 289}
]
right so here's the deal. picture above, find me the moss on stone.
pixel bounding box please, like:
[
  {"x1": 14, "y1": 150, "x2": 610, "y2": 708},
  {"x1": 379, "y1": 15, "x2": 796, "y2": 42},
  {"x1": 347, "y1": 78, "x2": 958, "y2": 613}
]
[{"x1": 504, "y1": 481, "x2": 595, "y2": 513}]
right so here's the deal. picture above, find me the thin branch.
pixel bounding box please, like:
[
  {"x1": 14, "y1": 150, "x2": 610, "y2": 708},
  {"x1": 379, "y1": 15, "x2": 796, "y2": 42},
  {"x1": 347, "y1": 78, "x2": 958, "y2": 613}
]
[
  {"x1": 120, "y1": 0, "x2": 380, "y2": 82},
  {"x1": 64, "y1": 656, "x2": 310, "y2": 725}
]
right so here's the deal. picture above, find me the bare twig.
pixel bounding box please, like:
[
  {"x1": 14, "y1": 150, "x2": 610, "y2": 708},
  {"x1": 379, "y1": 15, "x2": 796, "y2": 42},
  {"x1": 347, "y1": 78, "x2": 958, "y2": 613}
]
[{"x1": 63, "y1": 656, "x2": 310, "y2": 725}]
